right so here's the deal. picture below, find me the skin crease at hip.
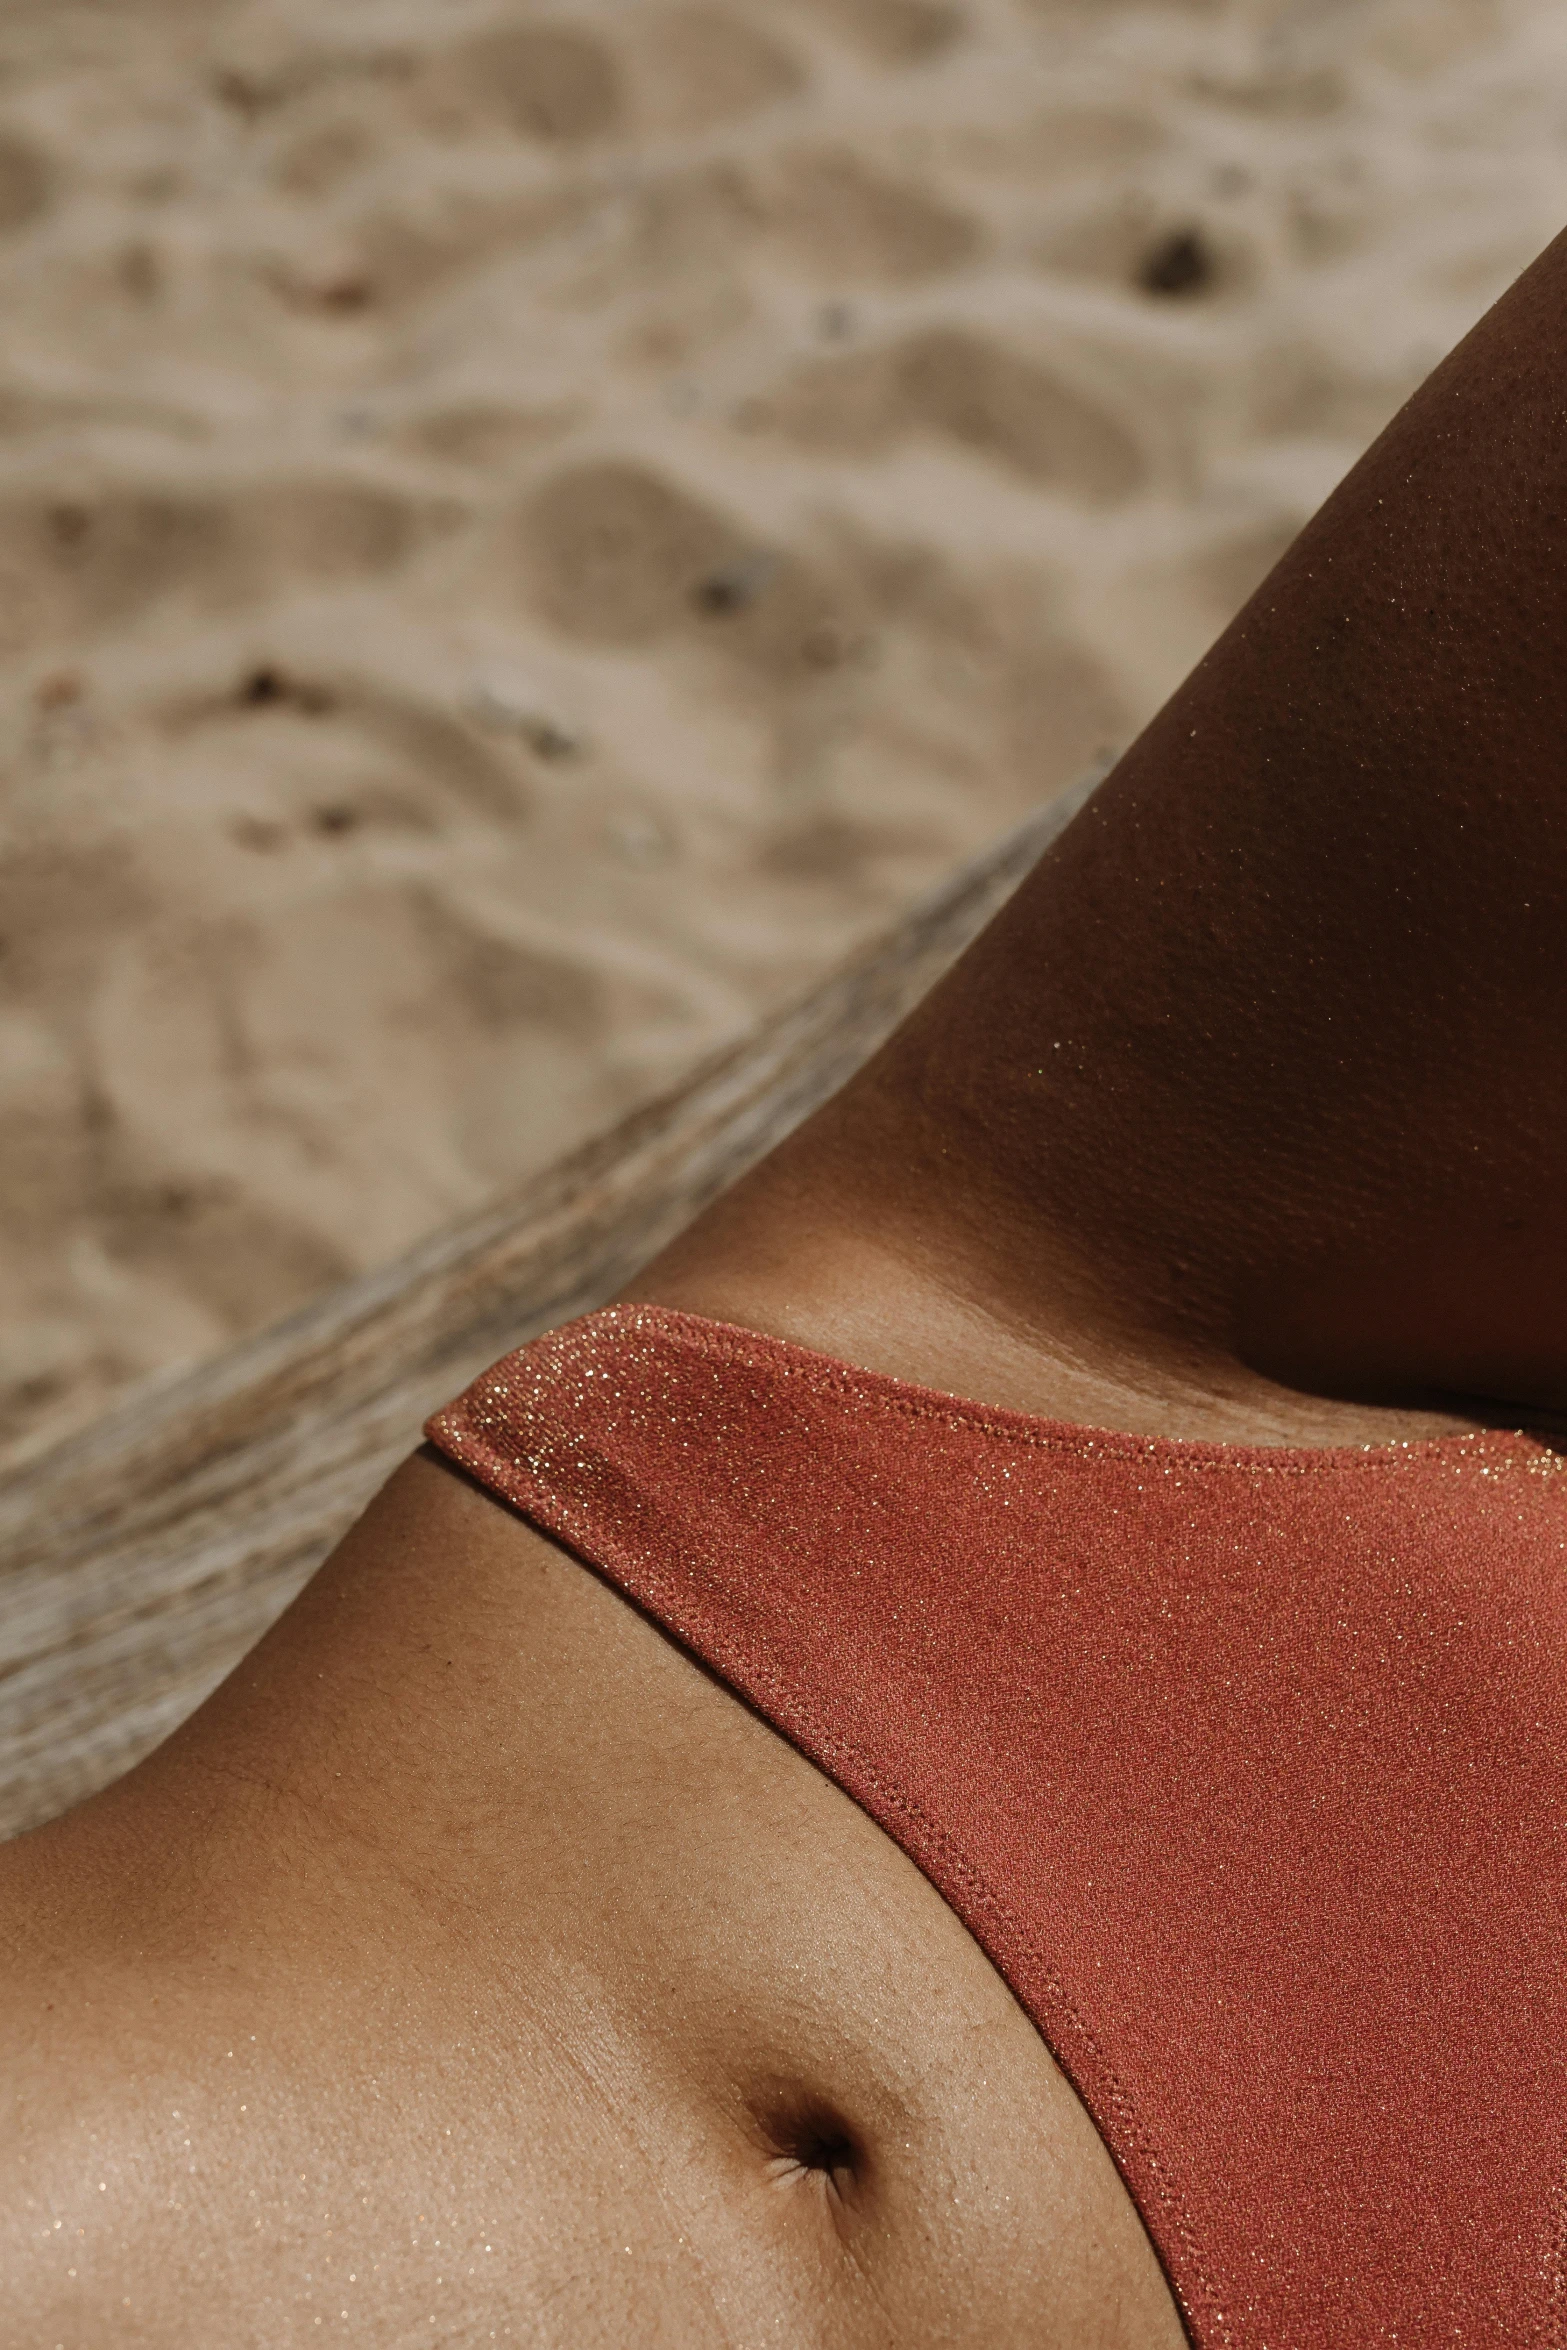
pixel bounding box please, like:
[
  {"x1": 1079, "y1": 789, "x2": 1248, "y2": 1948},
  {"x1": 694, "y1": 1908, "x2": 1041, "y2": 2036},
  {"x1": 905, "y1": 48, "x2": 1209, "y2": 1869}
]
[{"x1": 5, "y1": 218, "x2": 1567, "y2": 2348}]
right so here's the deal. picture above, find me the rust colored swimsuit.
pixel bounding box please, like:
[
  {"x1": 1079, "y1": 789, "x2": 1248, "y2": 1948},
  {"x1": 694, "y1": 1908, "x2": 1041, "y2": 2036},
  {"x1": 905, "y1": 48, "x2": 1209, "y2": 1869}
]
[{"x1": 426, "y1": 1304, "x2": 1567, "y2": 2346}]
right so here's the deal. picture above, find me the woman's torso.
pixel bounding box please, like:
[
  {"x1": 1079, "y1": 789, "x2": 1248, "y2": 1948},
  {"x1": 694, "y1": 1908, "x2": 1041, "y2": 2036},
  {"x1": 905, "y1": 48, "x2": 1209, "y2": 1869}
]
[
  {"x1": 9, "y1": 1301, "x2": 1567, "y2": 2347},
  {"x1": 0, "y1": 1446, "x2": 1185, "y2": 2349},
  {"x1": 421, "y1": 1306, "x2": 1567, "y2": 2348}
]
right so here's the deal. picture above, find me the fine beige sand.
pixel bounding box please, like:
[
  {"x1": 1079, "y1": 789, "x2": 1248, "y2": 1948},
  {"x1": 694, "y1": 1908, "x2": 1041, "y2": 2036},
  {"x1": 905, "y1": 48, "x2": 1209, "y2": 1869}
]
[{"x1": 2, "y1": 0, "x2": 1565, "y2": 1465}]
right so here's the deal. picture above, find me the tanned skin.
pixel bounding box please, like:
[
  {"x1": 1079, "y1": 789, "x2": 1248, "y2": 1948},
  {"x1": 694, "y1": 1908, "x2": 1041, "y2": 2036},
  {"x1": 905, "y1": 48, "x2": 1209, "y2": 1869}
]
[
  {"x1": 6, "y1": 223, "x2": 1567, "y2": 2349},
  {"x1": 639, "y1": 224, "x2": 1567, "y2": 1444}
]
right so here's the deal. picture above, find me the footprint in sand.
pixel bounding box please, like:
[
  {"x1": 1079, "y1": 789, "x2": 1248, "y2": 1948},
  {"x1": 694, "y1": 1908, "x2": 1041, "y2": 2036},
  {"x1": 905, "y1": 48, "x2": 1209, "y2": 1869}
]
[
  {"x1": 628, "y1": 6, "x2": 806, "y2": 133},
  {"x1": 768, "y1": 328, "x2": 1146, "y2": 503},
  {"x1": 520, "y1": 459, "x2": 853, "y2": 684},
  {"x1": 161, "y1": 661, "x2": 529, "y2": 831},
  {"x1": 344, "y1": 183, "x2": 594, "y2": 315},
  {"x1": 0, "y1": 478, "x2": 461, "y2": 647},
  {"x1": 0, "y1": 492, "x2": 225, "y2": 646},
  {"x1": 444, "y1": 22, "x2": 624, "y2": 144},
  {"x1": 763, "y1": 146, "x2": 981, "y2": 284}
]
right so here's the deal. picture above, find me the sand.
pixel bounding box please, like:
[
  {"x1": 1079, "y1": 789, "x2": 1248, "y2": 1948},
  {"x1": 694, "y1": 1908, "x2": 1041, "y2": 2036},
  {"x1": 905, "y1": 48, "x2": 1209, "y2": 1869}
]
[{"x1": 1, "y1": 0, "x2": 1564, "y2": 1464}]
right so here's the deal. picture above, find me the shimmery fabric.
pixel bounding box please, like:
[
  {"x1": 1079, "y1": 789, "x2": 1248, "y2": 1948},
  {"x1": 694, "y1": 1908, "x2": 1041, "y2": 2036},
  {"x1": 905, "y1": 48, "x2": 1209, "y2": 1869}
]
[{"x1": 426, "y1": 1303, "x2": 1567, "y2": 2346}]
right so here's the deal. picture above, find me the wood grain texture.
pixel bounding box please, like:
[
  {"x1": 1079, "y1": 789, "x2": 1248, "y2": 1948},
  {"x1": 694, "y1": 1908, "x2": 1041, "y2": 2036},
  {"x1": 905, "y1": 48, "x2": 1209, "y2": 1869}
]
[{"x1": 0, "y1": 777, "x2": 1102, "y2": 1841}]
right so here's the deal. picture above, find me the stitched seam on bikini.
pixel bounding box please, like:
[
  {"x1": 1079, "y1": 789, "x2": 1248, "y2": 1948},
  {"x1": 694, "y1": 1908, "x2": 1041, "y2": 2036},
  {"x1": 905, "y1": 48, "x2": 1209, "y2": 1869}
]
[
  {"x1": 570, "y1": 1307, "x2": 1539, "y2": 1479},
  {"x1": 1538, "y1": 2157, "x2": 1567, "y2": 2346},
  {"x1": 432, "y1": 1416, "x2": 1235, "y2": 2348}
]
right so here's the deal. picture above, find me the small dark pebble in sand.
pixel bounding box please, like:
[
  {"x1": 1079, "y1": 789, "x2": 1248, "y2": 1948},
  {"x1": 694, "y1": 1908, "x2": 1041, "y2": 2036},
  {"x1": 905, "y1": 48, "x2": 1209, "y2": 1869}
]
[
  {"x1": 312, "y1": 804, "x2": 359, "y2": 837},
  {"x1": 212, "y1": 68, "x2": 273, "y2": 119},
  {"x1": 1138, "y1": 227, "x2": 1216, "y2": 297},
  {"x1": 318, "y1": 275, "x2": 373, "y2": 313},
  {"x1": 694, "y1": 553, "x2": 777, "y2": 615},
  {"x1": 240, "y1": 666, "x2": 336, "y2": 715},
  {"x1": 522, "y1": 717, "x2": 579, "y2": 760}
]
